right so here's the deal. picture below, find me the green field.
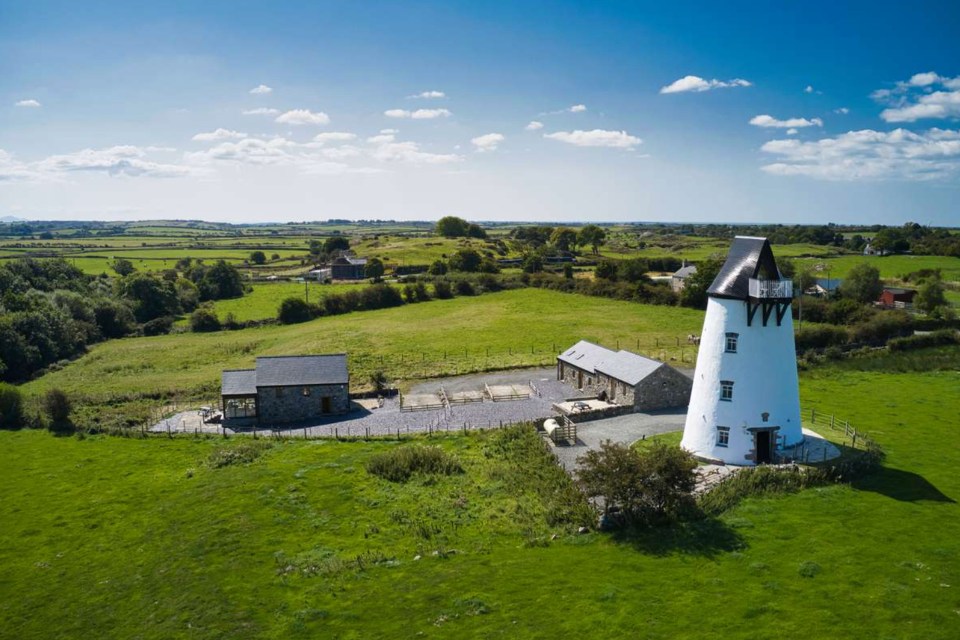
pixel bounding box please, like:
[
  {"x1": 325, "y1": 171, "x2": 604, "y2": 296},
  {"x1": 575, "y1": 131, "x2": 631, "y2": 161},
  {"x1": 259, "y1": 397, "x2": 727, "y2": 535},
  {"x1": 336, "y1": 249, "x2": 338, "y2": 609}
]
[
  {"x1": 795, "y1": 254, "x2": 960, "y2": 282},
  {"x1": 351, "y1": 235, "x2": 508, "y2": 266},
  {"x1": 3, "y1": 349, "x2": 959, "y2": 638},
  {"x1": 199, "y1": 282, "x2": 384, "y2": 323}
]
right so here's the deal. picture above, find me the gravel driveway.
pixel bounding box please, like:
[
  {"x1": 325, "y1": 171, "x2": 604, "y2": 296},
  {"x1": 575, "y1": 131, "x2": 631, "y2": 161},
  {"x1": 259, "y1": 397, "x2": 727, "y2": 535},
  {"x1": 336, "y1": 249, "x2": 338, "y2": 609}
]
[{"x1": 551, "y1": 409, "x2": 686, "y2": 471}]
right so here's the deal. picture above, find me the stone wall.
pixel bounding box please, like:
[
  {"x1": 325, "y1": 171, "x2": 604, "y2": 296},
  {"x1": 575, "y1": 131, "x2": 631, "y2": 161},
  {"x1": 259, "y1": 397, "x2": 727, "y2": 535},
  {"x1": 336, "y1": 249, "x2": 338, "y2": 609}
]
[
  {"x1": 633, "y1": 366, "x2": 692, "y2": 411},
  {"x1": 258, "y1": 383, "x2": 350, "y2": 425}
]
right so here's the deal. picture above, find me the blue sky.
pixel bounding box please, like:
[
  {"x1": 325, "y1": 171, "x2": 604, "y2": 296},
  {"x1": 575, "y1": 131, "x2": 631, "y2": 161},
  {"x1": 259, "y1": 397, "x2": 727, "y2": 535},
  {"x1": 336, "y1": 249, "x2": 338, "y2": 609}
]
[{"x1": 1, "y1": 0, "x2": 959, "y2": 225}]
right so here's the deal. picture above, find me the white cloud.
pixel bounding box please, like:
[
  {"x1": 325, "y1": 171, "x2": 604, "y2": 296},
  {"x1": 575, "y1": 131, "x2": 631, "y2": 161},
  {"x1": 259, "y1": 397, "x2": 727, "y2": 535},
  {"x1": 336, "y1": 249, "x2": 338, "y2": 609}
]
[
  {"x1": 873, "y1": 72, "x2": 960, "y2": 122},
  {"x1": 659, "y1": 75, "x2": 752, "y2": 94},
  {"x1": 471, "y1": 133, "x2": 504, "y2": 152},
  {"x1": 275, "y1": 109, "x2": 331, "y2": 125},
  {"x1": 804, "y1": 85, "x2": 814, "y2": 93},
  {"x1": 249, "y1": 84, "x2": 273, "y2": 95},
  {"x1": 384, "y1": 108, "x2": 452, "y2": 119},
  {"x1": 319, "y1": 145, "x2": 361, "y2": 160},
  {"x1": 760, "y1": 128, "x2": 960, "y2": 181},
  {"x1": 786, "y1": 128, "x2": 799, "y2": 135},
  {"x1": 408, "y1": 90, "x2": 445, "y2": 99},
  {"x1": 37, "y1": 145, "x2": 193, "y2": 178},
  {"x1": 312, "y1": 132, "x2": 357, "y2": 144},
  {"x1": 0, "y1": 150, "x2": 41, "y2": 181},
  {"x1": 242, "y1": 107, "x2": 280, "y2": 116},
  {"x1": 367, "y1": 133, "x2": 396, "y2": 144},
  {"x1": 749, "y1": 114, "x2": 823, "y2": 128},
  {"x1": 544, "y1": 129, "x2": 642, "y2": 149},
  {"x1": 186, "y1": 137, "x2": 295, "y2": 166},
  {"x1": 191, "y1": 128, "x2": 247, "y2": 142},
  {"x1": 371, "y1": 140, "x2": 461, "y2": 164},
  {"x1": 380, "y1": 128, "x2": 398, "y2": 134},
  {"x1": 15, "y1": 99, "x2": 41, "y2": 108},
  {"x1": 834, "y1": 107, "x2": 850, "y2": 115},
  {"x1": 908, "y1": 72, "x2": 940, "y2": 87},
  {"x1": 525, "y1": 121, "x2": 544, "y2": 131},
  {"x1": 569, "y1": 104, "x2": 587, "y2": 113}
]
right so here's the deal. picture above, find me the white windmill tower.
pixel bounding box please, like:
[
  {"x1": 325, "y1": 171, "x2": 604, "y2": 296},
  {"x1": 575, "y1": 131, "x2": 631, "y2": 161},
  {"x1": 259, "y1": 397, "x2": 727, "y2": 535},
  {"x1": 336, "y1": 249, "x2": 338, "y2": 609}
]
[{"x1": 680, "y1": 237, "x2": 802, "y2": 465}]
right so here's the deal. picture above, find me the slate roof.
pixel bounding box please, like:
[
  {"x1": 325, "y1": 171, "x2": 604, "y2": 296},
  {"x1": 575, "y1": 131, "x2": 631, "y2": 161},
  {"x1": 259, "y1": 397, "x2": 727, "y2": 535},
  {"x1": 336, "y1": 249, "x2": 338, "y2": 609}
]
[
  {"x1": 594, "y1": 350, "x2": 663, "y2": 386},
  {"x1": 221, "y1": 369, "x2": 258, "y2": 396},
  {"x1": 333, "y1": 256, "x2": 367, "y2": 266},
  {"x1": 673, "y1": 265, "x2": 697, "y2": 279},
  {"x1": 557, "y1": 340, "x2": 614, "y2": 373},
  {"x1": 707, "y1": 236, "x2": 782, "y2": 300},
  {"x1": 558, "y1": 340, "x2": 665, "y2": 386},
  {"x1": 255, "y1": 355, "x2": 349, "y2": 387}
]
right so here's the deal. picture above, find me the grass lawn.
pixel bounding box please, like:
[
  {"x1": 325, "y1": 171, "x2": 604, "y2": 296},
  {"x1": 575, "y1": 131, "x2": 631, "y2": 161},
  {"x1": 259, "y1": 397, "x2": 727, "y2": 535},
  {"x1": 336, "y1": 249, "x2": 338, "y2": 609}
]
[
  {"x1": 199, "y1": 282, "x2": 375, "y2": 323},
  {"x1": 2, "y1": 349, "x2": 959, "y2": 638}
]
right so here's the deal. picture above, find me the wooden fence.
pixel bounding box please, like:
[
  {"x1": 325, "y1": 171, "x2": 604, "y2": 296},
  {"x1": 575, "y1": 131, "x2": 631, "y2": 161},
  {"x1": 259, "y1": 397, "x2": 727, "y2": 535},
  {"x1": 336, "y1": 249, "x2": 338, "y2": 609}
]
[{"x1": 807, "y1": 407, "x2": 879, "y2": 452}]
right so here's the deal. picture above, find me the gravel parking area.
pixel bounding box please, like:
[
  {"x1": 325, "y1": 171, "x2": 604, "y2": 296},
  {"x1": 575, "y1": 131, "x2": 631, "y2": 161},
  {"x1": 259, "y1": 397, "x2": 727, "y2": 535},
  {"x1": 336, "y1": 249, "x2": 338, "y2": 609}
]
[{"x1": 551, "y1": 409, "x2": 687, "y2": 471}]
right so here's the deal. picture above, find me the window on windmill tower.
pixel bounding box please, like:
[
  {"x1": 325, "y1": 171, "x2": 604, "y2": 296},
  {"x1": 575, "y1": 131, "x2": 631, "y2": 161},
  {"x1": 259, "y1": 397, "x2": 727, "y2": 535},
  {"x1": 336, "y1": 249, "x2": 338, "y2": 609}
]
[
  {"x1": 716, "y1": 426, "x2": 730, "y2": 447},
  {"x1": 720, "y1": 380, "x2": 734, "y2": 401},
  {"x1": 725, "y1": 333, "x2": 739, "y2": 353}
]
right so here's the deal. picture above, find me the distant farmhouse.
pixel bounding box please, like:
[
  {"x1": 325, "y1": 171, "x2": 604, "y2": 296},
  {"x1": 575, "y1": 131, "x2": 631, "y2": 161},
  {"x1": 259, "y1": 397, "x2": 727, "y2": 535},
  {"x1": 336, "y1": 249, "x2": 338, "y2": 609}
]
[
  {"x1": 557, "y1": 340, "x2": 692, "y2": 411},
  {"x1": 671, "y1": 262, "x2": 697, "y2": 292},
  {"x1": 221, "y1": 355, "x2": 350, "y2": 427},
  {"x1": 331, "y1": 255, "x2": 368, "y2": 280},
  {"x1": 878, "y1": 287, "x2": 917, "y2": 309}
]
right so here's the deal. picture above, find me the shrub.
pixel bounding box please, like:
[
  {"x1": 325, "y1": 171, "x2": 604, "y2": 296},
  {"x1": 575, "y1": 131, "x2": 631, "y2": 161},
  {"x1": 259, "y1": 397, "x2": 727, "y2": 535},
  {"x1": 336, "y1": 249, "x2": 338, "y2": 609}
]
[
  {"x1": 278, "y1": 297, "x2": 313, "y2": 324},
  {"x1": 795, "y1": 324, "x2": 849, "y2": 352},
  {"x1": 207, "y1": 442, "x2": 272, "y2": 468},
  {"x1": 366, "y1": 445, "x2": 463, "y2": 483},
  {"x1": 42, "y1": 388, "x2": 73, "y2": 433},
  {"x1": 454, "y1": 280, "x2": 475, "y2": 296},
  {"x1": 189, "y1": 307, "x2": 222, "y2": 332},
  {"x1": 888, "y1": 330, "x2": 960, "y2": 352},
  {"x1": 0, "y1": 383, "x2": 24, "y2": 430},
  {"x1": 577, "y1": 441, "x2": 697, "y2": 525},
  {"x1": 142, "y1": 315, "x2": 174, "y2": 336},
  {"x1": 433, "y1": 280, "x2": 453, "y2": 299}
]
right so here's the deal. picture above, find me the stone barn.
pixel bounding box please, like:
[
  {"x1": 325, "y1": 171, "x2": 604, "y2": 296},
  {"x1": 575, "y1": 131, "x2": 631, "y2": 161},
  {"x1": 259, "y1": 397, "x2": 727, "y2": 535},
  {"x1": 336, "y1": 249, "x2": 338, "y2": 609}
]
[
  {"x1": 221, "y1": 354, "x2": 350, "y2": 427},
  {"x1": 556, "y1": 340, "x2": 692, "y2": 411}
]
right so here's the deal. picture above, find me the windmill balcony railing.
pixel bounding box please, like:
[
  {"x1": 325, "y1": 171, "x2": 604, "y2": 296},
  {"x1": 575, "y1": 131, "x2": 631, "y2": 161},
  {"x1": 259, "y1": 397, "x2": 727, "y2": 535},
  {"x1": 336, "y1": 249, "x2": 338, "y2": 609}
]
[{"x1": 749, "y1": 278, "x2": 793, "y2": 299}]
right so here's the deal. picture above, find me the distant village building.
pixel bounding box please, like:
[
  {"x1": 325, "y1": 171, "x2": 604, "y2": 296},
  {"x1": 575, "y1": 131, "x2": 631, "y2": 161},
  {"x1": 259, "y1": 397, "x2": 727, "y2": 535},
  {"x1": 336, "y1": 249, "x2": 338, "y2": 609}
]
[
  {"x1": 806, "y1": 278, "x2": 842, "y2": 297},
  {"x1": 221, "y1": 355, "x2": 350, "y2": 427},
  {"x1": 331, "y1": 255, "x2": 368, "y2": 280},
  {"x1": 680, "y1": 237, "x2": 803, "y2": 465},
  {"x1": 863, "y1": 242, "x2": 888, "y2": 256},
  {"x1": 556, "y1": 340, "x2": 692, "y2": 411},
  {"x1": 309, "y1": 268, "x2": 333, "y2": 282},
  {"x1": 671, "y1": 262, "x2": 697, "y2": 292},
  {"x1": 878, "y1": 287, "x2": 916, "y2": 309}
]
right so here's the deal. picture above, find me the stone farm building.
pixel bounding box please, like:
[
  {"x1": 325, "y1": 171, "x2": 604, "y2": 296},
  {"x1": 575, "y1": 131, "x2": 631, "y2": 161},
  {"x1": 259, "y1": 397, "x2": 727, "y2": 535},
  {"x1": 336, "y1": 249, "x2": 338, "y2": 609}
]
[
  {"x1": 221, "y1": 355, "x2": 350, "y2": 427},
  {"x1": 556, "y1": 340, "x2": 692, "y2": 411},
  {"x1": 331, "y1": 256, "x2": 368, "y2": 280}
]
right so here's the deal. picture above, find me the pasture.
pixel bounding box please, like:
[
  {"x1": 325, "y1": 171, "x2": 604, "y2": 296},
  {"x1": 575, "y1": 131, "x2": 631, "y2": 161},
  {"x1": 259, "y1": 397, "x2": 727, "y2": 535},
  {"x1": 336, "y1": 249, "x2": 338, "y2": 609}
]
[{"x1": 2, "y1": 349, "x2": 959, "y2": 638}]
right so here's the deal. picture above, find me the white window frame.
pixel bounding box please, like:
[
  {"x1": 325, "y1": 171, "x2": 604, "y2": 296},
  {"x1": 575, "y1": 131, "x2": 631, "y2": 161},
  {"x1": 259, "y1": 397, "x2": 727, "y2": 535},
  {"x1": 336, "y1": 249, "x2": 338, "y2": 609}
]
[
  {"x1": 725, "y1": 333, "x2": 739, "y2": 353},
  {"x1": 716, "y1": 426, "x2": 730, "y2": 447},
  {"x1": 720, "y1": 380, "x2": 734, "y2": 401}
]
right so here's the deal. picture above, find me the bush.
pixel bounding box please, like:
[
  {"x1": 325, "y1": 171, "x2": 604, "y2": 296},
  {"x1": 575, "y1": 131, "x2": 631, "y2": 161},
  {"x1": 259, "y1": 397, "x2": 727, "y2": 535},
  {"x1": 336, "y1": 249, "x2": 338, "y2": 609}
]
[
  {"x1": 42, "y1": 388, "x2": 73, "y2": 433},
  {"x1": 795, "y1": 324, "x2": 849, "y2": 352},
  {"x1": 278, "y1": 297, "x2": 313, "y2": 324},
  {"x1": 454, "y1": 280, "x2": 475, "y2": 296},
  {"x1": 433, "y1": 280, "x2": 453, "y2": 299},
  {"x1": 888, "y1": 330, "x2": 960, "y2": 352},
  {"x1": 577, "y1": 441, "x2": 697, "y2": 525},
  {"x1": 207, "y1": 442, "x2": 273, "y2": 468},
  {"x1": 142, "y1": 315, "x2": 175, "y2": 336},
  {"x1": 366, "y1": 445, "x2": 463, "y2": 483},
  {"x1": 0, "y1": 383, "x2": 24, "y2": 430},
  {"x1": 189, "y1": 307, "x2": 222, "y2": 332}
]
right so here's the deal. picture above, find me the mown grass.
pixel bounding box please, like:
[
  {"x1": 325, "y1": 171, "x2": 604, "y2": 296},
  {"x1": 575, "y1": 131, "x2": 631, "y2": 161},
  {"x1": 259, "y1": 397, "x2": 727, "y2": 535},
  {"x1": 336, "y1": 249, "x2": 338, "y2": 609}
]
[
  {"x1": 198, "y1": 281, "x2": 374, "y2": 323},
  {"x1": 2, "y1": 358, "x2": 959, "y2": 638}
]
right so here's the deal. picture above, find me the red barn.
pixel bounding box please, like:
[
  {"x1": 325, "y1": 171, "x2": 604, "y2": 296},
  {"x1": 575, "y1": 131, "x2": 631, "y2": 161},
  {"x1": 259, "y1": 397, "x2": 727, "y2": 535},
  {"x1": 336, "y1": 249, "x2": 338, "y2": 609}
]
[{"x1": 878, "y1": 287, "x2": 917, "y2": 308}]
